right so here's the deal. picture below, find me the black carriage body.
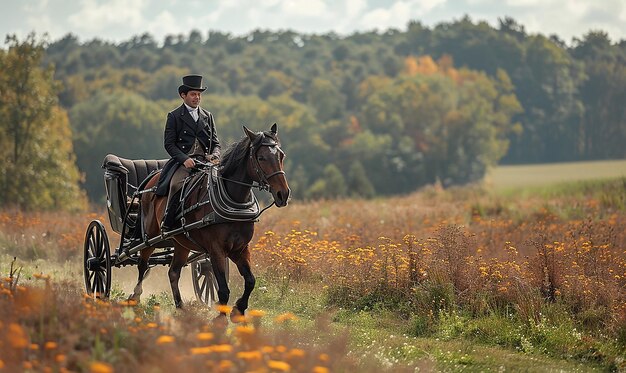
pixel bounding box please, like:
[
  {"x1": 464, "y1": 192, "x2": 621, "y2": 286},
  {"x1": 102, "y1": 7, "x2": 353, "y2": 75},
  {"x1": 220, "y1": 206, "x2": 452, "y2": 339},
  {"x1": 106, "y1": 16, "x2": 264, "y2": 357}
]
[{"x1": 102, "y1": 154, "x2": 168, "y2": 236}]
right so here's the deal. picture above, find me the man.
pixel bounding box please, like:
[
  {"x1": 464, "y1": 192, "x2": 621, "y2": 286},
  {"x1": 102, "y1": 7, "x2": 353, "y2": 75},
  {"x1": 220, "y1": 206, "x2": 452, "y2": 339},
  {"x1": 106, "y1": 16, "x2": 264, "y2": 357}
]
[{"x1": 155, "y1": 74, "x2": 220, "y2": 231}]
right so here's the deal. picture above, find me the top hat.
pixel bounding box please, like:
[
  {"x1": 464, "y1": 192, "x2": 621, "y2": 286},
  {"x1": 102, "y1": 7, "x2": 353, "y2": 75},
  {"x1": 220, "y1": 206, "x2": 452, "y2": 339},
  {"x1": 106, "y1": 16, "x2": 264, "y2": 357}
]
[{"x1": 178, "y1": 75, "x2": 207, "y2": 95}]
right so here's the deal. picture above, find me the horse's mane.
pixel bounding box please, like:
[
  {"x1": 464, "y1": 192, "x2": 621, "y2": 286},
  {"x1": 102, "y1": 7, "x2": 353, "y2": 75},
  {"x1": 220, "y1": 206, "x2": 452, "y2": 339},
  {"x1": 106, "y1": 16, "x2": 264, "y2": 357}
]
[
  {"x1": 219, "y1": 135, "x2": 252, "y2": 177},
  {"x1": 219, "y1": 130, "x2": 280, "y2": 177}
]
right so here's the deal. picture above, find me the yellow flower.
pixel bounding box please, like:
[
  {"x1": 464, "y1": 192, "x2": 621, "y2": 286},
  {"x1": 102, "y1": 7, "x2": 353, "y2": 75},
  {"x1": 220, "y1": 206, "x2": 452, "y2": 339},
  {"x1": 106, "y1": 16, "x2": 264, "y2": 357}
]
[
  {"x1": 287, "y1": 348, "x2": 305, "y2": 359},
  {"x1": 196, "y1": 332, "x2": 214, "y2": 341},
  {"x1": 90, "y1": 361, "x2": 113, "y2": 373},
  {"x1": 248, "y1": 309, "x2": 266, "y2": 317},
  {"x1": 216, "y1": 304, "x2": 232, "y2": 314},
  {"x1": 44, "y1": 341, "x2": 58, "y2": 350},
  {"x1": 274, "y1": 312, "x2": 297, "y2": 323},
  {"x1": 146, "y1": 323, "x2": 158, "y2": 329},
  {"x1": 267, "y1": 360, "x2": 291, "y2": 371},
  {"x1": 55, "y1": 354, "x2": 67, "y2": 363},
  {"x1": 212, "y1": 344, "x2": 233, "y2": 353},
  {"x1": 156, "y1": 335, "x2": 175, "y2": 345},
  {"x1": 313, "y1": 367, "x2": 329, "y2": 373},
  {"x1": 190, "y1": 346, "x2": 213, "y2": 355},
  {"x1": 235, "y1": 325, "x2": 255, "y2": 336}
]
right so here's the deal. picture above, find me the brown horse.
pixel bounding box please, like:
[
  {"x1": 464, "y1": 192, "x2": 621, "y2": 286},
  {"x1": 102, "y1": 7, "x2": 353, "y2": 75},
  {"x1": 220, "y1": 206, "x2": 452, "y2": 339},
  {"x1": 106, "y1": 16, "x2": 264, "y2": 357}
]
[{"x1": 132, "y1": 124, "x2": 290, "y2": 320}]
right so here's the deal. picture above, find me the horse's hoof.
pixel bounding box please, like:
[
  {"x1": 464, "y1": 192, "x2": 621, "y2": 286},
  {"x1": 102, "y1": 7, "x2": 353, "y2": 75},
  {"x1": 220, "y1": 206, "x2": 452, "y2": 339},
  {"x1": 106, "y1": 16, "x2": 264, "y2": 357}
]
[{"x1": 230, "y1": 307, "x2": 245, "y2": 323}]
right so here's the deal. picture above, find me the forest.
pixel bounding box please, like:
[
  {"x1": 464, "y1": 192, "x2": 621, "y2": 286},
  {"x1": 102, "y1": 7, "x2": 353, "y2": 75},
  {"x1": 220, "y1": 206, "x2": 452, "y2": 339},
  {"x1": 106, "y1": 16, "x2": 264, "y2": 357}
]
[{"x1": 0, "y1": 16, "x2": 624, "y2": 208}]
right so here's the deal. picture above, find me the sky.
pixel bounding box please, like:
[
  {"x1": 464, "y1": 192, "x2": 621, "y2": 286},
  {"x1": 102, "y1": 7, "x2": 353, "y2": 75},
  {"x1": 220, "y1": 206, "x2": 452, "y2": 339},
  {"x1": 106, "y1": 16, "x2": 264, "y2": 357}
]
[{"x1": 1, "y1": 0, "x2": 624, "y2": 45}]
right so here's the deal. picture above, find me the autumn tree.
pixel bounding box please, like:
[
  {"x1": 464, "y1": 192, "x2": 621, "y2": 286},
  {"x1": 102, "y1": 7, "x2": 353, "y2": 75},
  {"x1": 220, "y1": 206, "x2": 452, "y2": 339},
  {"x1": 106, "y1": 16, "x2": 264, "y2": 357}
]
[{"x1": 0, "y1": 33, "x2": 86, "y2": 210}]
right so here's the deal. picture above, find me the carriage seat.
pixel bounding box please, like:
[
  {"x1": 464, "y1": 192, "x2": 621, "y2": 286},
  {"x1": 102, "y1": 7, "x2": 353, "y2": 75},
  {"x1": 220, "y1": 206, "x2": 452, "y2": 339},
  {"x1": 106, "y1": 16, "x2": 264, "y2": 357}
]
[
  {"x1": 102, "y1": 154, "x2": 168, "y2": 197},
  {"x1": 102, "y1": 154, "x2": 168, "y2": 235}
]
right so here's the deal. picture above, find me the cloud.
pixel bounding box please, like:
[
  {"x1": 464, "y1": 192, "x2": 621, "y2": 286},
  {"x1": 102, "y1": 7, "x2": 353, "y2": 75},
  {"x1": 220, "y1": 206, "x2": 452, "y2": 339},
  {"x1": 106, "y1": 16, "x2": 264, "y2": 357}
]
[
  {"x1": 67, "y1": 0, "x2": 149, "y2": 33},
  {"x1": 359, "y1": 0, "x2": 445, "y2": 31}
]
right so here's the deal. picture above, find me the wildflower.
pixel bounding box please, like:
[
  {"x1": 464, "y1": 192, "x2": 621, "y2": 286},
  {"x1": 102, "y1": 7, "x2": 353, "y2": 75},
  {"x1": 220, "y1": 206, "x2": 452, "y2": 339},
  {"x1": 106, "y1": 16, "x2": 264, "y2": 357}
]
[
  {"x1": 287, "y1": 348, "x2": 305, "y2": 359},
  {"x1": 8, "y1": 323, "x2": 28, "y2": 348},
  {"x1": 274, "y1": 312, "x2": 297, "y2": 323},
  {"x1": 267, "y1": 360, "x2": 291, "y2": 371},
  {"x1": 44, "y1": 341, "x2": 58, "y2": 350},
  {"x1": 196, "y1": 332, "x2": 214, "y2": 341},
  {"x1": 248, "y1": 309, "x2": 266, "y2": 317},
  {"x1": 216, "y1": 304, "x2": 232, "y2": 314},
  {"x1": 90, "y1": 361, "x2": 113, "y2": 373},
  {"x1": 190, "y1": 346, "x2": 213, "y2": 355},
  {"x1": 313, "y1": 367, "x2": 329, "y2": 373},
  {"x1": 319, "y1": 353, "x2": 330, "y2": 362},
  {"x1": 212, "y1": 344, "x2": 233, "y2": 353},
  {"x1": 146, "y1": 323, "x2": 158, "y2": 329},
  {"x1": 235, "y1": 325, "x2": 255, "y2": 336},
  {"x1": 156, "y1": 335, "x2": 175, "y2": 345},
  {"x1": 219, "y1": 360, "x2": 234, "y2": 370},
  {"x1": 55, "y1": 354, "x2": 67, "y2": 363}
]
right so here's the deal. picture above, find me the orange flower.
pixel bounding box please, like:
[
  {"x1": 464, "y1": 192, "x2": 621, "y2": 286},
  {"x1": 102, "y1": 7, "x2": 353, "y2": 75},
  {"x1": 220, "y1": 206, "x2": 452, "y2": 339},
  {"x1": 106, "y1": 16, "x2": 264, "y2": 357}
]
[
  {"x1": 216, "y1": 304, "x2": 232, "y2": 314},
  {"x1": 274, "y1": 312, "x2": 297, "y2": 323},
  {"x1": 90, "y1": 361, "x2": 113, "y2": 373},
  {"x1": 8, "y1": 323, "x2": 28, "y2": 348},
  {"x1": 267, "y1": 360, "x2": 291, "y2": 371},
  {"x1": 156, "y1": 335, "x2": 175, "y2": 345},
  {"x1": 313, "y1": 367, "x2": 329, "y2": 373},
  {"x1": 196, "y1": 332, "x2": 214, "y2": 341},
  {"x1": 44, "y1": 341, "x2": 58, "y2": 350}
]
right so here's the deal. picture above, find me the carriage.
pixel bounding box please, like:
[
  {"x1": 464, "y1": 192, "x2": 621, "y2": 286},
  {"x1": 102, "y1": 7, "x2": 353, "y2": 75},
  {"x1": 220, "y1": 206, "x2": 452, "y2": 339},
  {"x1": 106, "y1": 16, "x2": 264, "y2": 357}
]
[
  {"x1": 82, "y1": 154, "x2": 223, "y2": 305},
  {"x1": 82, "y1": 124, "x2": 290, "y2": 314}
]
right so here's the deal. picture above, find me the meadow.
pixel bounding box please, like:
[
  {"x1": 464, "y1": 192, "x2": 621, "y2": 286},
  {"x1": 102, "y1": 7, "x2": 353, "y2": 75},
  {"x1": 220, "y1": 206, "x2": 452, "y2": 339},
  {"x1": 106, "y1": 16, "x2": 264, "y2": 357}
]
[{"x1": 1, "y1": 167, "x2": 625, "y2": 371}]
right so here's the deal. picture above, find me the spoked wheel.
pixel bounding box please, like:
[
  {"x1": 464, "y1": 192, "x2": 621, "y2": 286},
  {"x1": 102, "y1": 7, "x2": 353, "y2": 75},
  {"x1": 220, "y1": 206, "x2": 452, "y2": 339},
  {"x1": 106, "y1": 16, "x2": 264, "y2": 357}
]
[
  {"x1": 192, "y1": 258, "x2": 217, "y2": 306},
  {"x1": 83, "y1": 220, "x2": 112, "y2": 299}
]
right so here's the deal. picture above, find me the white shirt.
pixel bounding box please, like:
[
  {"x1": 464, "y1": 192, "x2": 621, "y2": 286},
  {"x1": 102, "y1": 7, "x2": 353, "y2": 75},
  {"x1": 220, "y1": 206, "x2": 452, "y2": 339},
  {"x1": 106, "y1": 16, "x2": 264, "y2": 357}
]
[{"x1": 184, "y1": 103, "x2": 199, "y2": 122}]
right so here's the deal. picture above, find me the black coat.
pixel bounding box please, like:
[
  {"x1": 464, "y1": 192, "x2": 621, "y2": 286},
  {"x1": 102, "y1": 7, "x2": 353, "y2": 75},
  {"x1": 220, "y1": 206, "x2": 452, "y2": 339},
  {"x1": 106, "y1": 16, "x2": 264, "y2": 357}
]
[{"x1": 155, "y1": 104, "x2": 220, "y2": 196}]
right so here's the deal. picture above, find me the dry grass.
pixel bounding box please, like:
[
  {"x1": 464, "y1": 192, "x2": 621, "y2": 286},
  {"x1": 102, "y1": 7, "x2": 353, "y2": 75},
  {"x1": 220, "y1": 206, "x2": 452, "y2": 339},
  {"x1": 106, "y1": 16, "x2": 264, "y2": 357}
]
[{"x1": 1, "y1": 178, "x2": 625, "y2": 371}]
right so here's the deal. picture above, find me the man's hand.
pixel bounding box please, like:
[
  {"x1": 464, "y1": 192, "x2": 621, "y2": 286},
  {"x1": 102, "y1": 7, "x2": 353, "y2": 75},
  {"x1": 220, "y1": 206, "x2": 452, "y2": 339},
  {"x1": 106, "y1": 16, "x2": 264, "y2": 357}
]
[
  {"x1": 183, "y1": 158, "x2": 195, "y2": 169},
  {"x1": 209, "y1": 154, "x2": 220, "y2": 165}
]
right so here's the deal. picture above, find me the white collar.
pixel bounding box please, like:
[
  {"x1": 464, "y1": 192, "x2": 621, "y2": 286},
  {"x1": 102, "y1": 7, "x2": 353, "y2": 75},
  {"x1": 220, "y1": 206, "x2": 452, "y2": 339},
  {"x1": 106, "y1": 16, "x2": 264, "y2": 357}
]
[{"x1": 184, "y1": 103, "x2": 198, "y2": 112}]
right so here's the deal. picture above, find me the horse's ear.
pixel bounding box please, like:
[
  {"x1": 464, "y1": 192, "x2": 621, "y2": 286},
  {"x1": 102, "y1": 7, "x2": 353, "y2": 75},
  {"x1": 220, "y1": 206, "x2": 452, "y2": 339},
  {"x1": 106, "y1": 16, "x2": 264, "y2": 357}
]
[
  {"x1": 270, "y1": 123, "x2": 278, "y2": 135},
  {"x1": 243, "y1": 125, "x2": 258, "y2": 141}
]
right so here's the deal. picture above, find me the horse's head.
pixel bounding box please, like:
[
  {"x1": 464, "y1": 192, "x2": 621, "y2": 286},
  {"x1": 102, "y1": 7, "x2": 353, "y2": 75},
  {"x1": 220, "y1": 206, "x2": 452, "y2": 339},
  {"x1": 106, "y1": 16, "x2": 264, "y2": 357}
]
[{"x1": 244, "y1": 123, "x2": 291, "y2": 207}]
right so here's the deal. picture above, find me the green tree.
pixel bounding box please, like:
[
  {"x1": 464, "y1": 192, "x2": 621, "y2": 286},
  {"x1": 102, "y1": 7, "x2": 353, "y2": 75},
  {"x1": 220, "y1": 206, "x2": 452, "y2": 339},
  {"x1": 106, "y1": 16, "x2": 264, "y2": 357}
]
[
  {"x1": 69, "y1": 91, "x2": 168, "y2": 201},
  {"x1": 306, "y1": 164, "x2": 347, "y2": 199},
  {"x1": 347, "y1": 161, "x2": 375, "y2": 198},
  {"x1": 0, "y1": 33, "x2": 86, "y2": 210}
]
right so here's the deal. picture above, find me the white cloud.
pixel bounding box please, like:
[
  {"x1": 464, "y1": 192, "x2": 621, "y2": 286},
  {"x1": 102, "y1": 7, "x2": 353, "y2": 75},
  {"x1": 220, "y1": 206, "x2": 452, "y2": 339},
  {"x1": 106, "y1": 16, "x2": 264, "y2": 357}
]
[
  {"x1": 67, "y1": 0, "x2": 149, "y2": 33},
  {"x1": 359, "y1": 0, "x2": 444, "y2": 31},
  {"x1": 280, "y1": 0, "x2": 329, "y2": 17}
]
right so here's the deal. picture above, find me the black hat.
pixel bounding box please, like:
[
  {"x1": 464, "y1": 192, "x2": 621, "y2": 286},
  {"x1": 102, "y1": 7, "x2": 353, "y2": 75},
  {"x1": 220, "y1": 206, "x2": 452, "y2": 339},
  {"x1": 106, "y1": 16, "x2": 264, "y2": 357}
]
[{"x1": 178, "y1": 75, "x2": 207, "y2": 95}]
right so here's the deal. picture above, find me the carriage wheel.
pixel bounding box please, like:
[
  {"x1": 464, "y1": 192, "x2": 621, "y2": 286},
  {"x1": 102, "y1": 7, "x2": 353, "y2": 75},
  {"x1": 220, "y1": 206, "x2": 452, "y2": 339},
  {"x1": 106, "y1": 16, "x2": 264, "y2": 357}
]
[
  {"x1": 83, "y1": 220, "x2": 112, "y2": 299},
  {"x1": 192, "y1": 258, "x2": 217, "y2": 306}
]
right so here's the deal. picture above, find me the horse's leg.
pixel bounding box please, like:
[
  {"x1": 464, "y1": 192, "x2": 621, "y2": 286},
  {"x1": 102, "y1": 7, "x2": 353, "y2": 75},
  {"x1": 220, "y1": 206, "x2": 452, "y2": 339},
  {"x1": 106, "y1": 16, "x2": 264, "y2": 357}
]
[
  {"x1": 169, "y1": 244, "x2": 190, "y2": 308},
  {"x1": 231, "y1": 247, "x2": 255, "y2": 322},
  {"x1": 209, "y1": 251, "x2": 230, "y2": 314},
  {"x1": 129, "y1": 247, "x2": 155, "y2": 302}
]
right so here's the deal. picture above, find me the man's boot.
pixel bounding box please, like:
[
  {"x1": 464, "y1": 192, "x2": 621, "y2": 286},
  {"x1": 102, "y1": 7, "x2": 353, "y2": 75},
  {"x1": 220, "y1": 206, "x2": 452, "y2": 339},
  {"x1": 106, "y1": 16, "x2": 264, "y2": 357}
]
[{"x1": 161, "y1": 191, "x2": 181, "y2": 232}]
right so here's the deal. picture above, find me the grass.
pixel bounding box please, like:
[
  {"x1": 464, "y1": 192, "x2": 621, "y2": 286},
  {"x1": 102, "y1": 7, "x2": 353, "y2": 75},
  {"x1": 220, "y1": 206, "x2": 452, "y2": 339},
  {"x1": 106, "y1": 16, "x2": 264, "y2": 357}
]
[{"x1": 487, "y1": 159, "x2": 626, "y2": 190}]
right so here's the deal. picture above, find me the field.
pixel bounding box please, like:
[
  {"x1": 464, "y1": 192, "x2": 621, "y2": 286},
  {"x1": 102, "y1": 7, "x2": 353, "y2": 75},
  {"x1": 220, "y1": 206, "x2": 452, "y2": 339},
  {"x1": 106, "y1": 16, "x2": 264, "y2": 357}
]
[{"x1": 1, "y1": 162, "x2": 625, "y2": 372}]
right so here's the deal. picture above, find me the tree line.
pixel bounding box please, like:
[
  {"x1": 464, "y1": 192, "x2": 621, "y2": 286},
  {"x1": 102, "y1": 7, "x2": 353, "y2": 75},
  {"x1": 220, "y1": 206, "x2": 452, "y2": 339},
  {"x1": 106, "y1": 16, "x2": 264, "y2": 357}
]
[{"x1": 1, "y1": 16, "x2": 624, "y2": 208}]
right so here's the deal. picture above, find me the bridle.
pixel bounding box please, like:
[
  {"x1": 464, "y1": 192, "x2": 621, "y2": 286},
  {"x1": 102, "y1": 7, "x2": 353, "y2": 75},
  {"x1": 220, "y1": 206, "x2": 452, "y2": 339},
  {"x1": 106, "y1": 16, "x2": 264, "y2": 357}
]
[{"x1": 248, "y1": 134, "x2": 286, "y2": 191}]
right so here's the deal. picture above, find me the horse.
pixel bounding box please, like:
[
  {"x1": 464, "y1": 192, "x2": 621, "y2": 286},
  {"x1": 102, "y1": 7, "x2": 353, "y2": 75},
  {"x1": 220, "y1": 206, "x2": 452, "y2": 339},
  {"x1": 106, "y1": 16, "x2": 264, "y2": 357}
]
[{"x1": 132, "y1": 123, "x2": 290, "y2": 321}]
